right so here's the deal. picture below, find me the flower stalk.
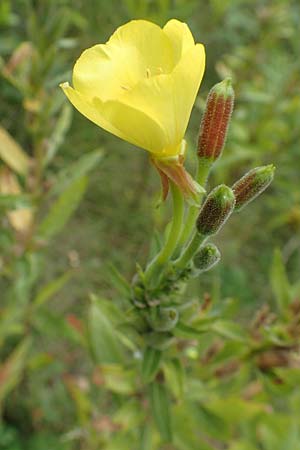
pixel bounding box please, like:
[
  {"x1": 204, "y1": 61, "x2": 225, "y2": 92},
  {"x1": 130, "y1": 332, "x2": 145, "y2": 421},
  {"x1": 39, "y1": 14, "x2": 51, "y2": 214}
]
[{"x1": 144, "y1": 182, "x2": 184, "y2": 285}]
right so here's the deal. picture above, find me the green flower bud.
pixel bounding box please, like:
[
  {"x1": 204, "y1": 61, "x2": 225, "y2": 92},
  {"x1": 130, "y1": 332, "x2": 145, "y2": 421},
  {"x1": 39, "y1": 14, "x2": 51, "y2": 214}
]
[
  {"x1": 149, "y1": 307, "x2": 178, "y2": 332},
  {"x1": 197, "y1": 78, "x2": 234, "y2": 161},
  {"x1": 197, "y1": 185, "x2": 235, "y2": 236},
  {"x1": 193, "y1": 243, "x2": 221, "y2": 273},
  {"x1": 232, "y1": 165, "x2": 275, "y2": 211}
]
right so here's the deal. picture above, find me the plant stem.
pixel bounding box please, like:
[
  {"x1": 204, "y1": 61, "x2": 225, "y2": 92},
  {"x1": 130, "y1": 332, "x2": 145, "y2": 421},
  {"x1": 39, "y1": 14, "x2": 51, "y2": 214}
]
[
  {"x1": 144, "y1": 182, "x2": 184, "y2": 286},
  {"x1": 174, "y1": 159, "x2": 211, "y2": 256},
  {"x1": 174, "y1": 232, "x2": 207, "y2": 270}
]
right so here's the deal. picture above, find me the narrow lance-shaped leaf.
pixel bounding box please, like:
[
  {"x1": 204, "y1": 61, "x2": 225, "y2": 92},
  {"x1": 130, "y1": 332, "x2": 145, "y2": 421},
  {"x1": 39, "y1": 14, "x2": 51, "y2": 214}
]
[
  {"x1": 211, "y1": 320, "x2": 247, "y2": 342},
  {"x1": 163, "y1": 358, "x2": 185, "y2": 399},
  {"x1": 88, "y1": 296, "x2": 125, "y2": 364},
  {"x1": 106, "y1": 263, "x2": 131, "y2": 298},
  {"x1": 0, "y1": 126, "x2": 30, "y2": 175},
  {"x1": 33, "y1": 271, "x2": 72, "y2": 308},
  {"x1": 49, "y1": 148, "x2": 104, "y2": 196},
  {"x1": 150, "y1": 381, "x2": 172, "y2": 443},
  {"x1": 139, "y1": 422, "x2": 153, "y2": 450},
  {"x1": 141, "y1": 347, "x2": 162, "y2": 383},
  {"x1": 270, "y1": 248, "x2": 292, "y2": 313},
  {"x1": 0, "y1": 194, "x2": 32, "y2": 211},
  {"x1": 0, "y1": 338, "x2": 31, "y2": 407},
  {"x1": 44, "y1": 103, "x2": 73, "y2": 165},
  {"x1": 38, "y1": 175, "x2": 87, "y2": 239}
]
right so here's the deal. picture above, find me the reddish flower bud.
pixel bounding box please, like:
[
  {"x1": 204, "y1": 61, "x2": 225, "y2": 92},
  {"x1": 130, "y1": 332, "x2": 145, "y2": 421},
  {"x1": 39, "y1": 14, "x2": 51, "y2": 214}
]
[
  {"x1": 197, "y1": 78, "x2": 234, "y2": 161},
  {"x1": 232, "y1": 165, "x2": 275, "y2": 211},
  {"x1": 197, "y1": 185, "x2": 235, "y2": 236}
]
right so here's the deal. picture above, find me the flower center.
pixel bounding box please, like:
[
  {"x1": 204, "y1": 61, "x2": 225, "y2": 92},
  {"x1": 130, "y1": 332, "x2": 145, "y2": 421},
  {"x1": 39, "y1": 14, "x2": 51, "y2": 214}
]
[
  {"x1": 146, "y1": 67, "x2": 164, "y2": 78},
  {"x1": 120, "y1": 67, "x2": 164, "y2": 93}
]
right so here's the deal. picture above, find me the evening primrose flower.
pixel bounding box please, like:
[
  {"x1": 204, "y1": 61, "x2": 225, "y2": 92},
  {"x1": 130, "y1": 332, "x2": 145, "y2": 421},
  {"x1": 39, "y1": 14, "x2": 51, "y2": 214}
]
[{"x1": 60, "y1": 19, "x2": 205, "y2": 198}]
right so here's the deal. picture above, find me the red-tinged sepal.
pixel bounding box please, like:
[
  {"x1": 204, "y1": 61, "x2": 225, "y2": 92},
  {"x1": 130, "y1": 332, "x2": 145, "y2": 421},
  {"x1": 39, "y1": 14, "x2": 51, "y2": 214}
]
[
  {"x1": 152, "y1": 157, "x2": 205, "y2": 205},
  {"x1": 154, "y1": 164, "x2": 170, "y2": 201}
]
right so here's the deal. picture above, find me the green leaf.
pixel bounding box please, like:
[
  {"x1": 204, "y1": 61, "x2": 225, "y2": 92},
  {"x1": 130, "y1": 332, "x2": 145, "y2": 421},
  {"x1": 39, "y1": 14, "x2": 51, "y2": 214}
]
[
  {"x1": 141, "y1": 347, "x2": 162, "y2": 383},
  {"x1": 163, "y1": 358, "x2": 185, "y2": 399},
  {"x1": 50, "y1": 148, "x2": 104, "y2": 196},
  {"x1": 45, "y1": 103, "x2": 72, "y2": 165},
  {"x1": 106, "y1": 263, "x2": 131, "y2": 298},
  {"x1": 33, "y1": 271, "x2": 72, "y2": 308},
  {"x1": 174, "y1": 322, "x2": 209, "y2": 339},
  {"x1": 211, "y1": 320, "x2": 247, "y2": 342},
  {"x1": 173, "y1": 403, "x2": 214, "y2": 450},
  {"x1": 291, "y1": 279, "x2": 300, "y2": 299},
  {"x1": 0, "y1": 338, "x2": 31, "y2": 406},
  {"x1": 148, "y1": 230, "x2": 163, "y2": 260},
  {"x1": 65, "y1": 377, "x2": 91, "y2": 426},
  {"x1": 100, "y1": 364, "x2": 136, "y2": 394},
  {"x1": 33, "y1": 310, "x2": 84, "y2": 346},
  {"x1": 193, "y1": 404, "x2": 229, "y2": 441},
  {"x1": 0, "y1": 126, "x2": 30, "y2": 175},
  {"x1": 270, "y1": 248, "x2": 292, "y2": 312},
  {"x1": 88, "y1": 296, "x2": 124, "y2": 364},
  {"x1": 138, "y1": 423, "x2": 153, "y2": 450},
  {"x1": 38, "y1": 176, "x2": 87, "y2": 239},
  {"x1": 229, "y1": 443, "x2": 257, "y2": 450},
  {"x1": 113, "y1": 399, "x2": 145, "y2": 429},
  {"x1": 0, "y1": 194, "x2": 32, "y2": 211},
  {"x1": 150, "y1": 382, "x2": 172, "y2": 443}
]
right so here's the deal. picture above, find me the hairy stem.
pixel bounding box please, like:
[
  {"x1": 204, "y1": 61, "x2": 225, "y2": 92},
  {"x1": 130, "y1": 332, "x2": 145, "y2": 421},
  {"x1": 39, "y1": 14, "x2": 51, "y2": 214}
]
[
  {"x1": 174, "y1": 232, "x2": 207, "y2": 270},
  {"x1": 174, "y1": 159, "x2": 211, "y2": 257},
  {"x1": 144, "y1": 182, "x2": 184, "y2": 286}
]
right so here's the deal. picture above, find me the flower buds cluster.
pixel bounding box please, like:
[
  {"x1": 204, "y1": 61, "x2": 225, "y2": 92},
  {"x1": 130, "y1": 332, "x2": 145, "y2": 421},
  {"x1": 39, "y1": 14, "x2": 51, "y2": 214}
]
[
  {"x1": 197, "y1": 185, "x2": 235, "y2": 236},
  {"x1": 232, "y1": 165, "x2": 275, "y2": 211},
  {"x1": 197, "y1": 78, "x2": 234, "y2": 162},
  {"x1": 193, "y1": 243, "x2": 221, "y2": 273}
]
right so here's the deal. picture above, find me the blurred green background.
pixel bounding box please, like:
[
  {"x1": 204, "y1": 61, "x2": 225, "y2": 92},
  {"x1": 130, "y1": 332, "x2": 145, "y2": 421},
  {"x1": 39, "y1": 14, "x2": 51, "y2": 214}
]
[{"x1": 1, "y1": 0, "x2": 300, "y2": 449}]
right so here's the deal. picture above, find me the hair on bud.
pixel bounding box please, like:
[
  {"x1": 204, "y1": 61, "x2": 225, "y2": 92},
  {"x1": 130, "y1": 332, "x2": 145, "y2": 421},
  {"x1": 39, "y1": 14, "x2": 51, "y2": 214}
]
[
  {"x1": 198, "y1": 78, "x2": 234, "y2": 162},
  {"x1": 232, "y1": 165, "x2": 275, "y2": 211},
  {"x1": 197, "y1": 185, "x2": 235, "y2": 236}
]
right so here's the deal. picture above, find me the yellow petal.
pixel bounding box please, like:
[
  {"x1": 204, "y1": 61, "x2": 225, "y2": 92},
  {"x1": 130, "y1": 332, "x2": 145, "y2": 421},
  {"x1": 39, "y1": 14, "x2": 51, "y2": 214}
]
[
  {"x1": 118, "y1": 43, "x2": 205, "y2": 156},
  {"x1": 163, "y1": 19, "x2": 195, "y2": 62},
  {"x1": 61, "y1": 20, "x2": 206, "y2": 158},
  {"x1": 96, "y1": 98, "x2": 168, "y2": 154},
  {"x1": 72, "y1": 20, "x2": 174, "y2": 103},
  {"x1": 60, "y1": 82, "x2": 122, "y2": 137},
  {"x1": 60, "y1": 83, "x2": 167, "y2": 153},
  {"x1": 109, "y1": 20, "x2": 174, "y2": 72},
  {"x1": 171, "y1": 43, "x2": 206, "y2": 144},
  {"x1": 73, "y1": 44, "x2": 142, "y2": 102}
]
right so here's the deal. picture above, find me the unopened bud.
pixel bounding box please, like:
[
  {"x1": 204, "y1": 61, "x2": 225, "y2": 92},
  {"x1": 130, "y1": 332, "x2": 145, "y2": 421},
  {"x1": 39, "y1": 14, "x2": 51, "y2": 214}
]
[
  {"x1": 149, "y1": 307, "x2": 178, "y2": 332},
  {"x1": 193, "y1": 243, "x2": 221, "y2": 273},
  {"x1": 232, "y1": 165, "x2": 275, "y2": 211},
  {"x1": 197, "y1": 185, "x2": 235, "y2": 236},
  {"x1": 197, "y1": 78, "x2": 234, "y2": 161}
]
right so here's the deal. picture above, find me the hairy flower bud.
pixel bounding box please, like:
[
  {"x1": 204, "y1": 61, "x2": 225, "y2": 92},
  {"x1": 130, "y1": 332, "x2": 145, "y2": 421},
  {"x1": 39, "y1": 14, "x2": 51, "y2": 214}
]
[
  {"x1": 197, "y1": 78, "x2": 234, "y2": 161},
  {"x1": 197, "y1": 185, "x2": 235, "y2": 236},
  {"x1": 193, "y1": 243, "x2": 221, "y2": 273},
  {"x1": 232, "y1": 165, "x2": 275, "y2": 211}
]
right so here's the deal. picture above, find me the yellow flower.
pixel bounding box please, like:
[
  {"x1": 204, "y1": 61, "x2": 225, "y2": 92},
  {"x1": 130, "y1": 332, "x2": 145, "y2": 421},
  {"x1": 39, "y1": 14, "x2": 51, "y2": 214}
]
[{"x1": 60, "y1": 19, "x2": 205, "y2": 159}]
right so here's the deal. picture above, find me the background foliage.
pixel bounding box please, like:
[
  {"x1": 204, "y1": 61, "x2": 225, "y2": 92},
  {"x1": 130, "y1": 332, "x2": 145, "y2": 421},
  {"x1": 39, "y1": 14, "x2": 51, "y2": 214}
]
[{"x1": 0, "y1": 0, "x2": 299, "y2": 449}]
